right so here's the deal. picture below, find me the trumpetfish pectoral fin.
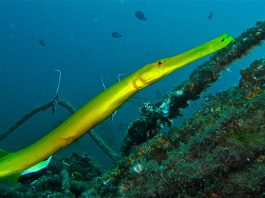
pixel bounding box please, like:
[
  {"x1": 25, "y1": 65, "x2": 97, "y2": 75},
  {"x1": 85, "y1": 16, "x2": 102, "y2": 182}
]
[
  {"x1": 17, "y1": 156, "x2": 52, "y2": 184},
  {"x1": 20, "y1": 156, "x2": 52, "y2": 176}
]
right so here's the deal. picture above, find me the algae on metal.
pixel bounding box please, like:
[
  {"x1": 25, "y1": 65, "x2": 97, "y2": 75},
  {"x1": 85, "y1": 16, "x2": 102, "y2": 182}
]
[
  {"x1": 120, "y1": 21, "x2": 265, "y2": 156},
  {"x1": 1, "y1": 22, "x2": 265, "y2": 198},
  {"x1": 99, "y1": 58, "x2": 265, "y2": 198}
]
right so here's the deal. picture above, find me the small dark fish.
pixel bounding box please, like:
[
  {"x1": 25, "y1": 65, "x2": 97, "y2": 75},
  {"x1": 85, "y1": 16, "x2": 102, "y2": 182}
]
[
  {"x1": 111, "y1": 32, "x2": 122, "y2": 38},
  {"x1": 135, "y1": 10, "x2": 147, "y2": 21},
  {"x1": 39, "y1": 39, "x2": 46, "y2": 46},
  {"x1": 208, "y1": 11, "x2": 213, "y2": 20}
]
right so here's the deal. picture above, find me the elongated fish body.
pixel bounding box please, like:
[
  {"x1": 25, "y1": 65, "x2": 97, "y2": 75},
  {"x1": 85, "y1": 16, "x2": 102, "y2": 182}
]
[{"x1": 0, "y1": 34, "x2": 233, "y2": 180}]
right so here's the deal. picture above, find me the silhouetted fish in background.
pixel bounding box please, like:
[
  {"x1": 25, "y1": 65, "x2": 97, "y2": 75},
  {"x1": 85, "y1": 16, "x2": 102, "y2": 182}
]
[
  {"x1": 208, "y1": 11, "x2": 213, "y2": 20},
  {"x1": 135, "y1": 10, "x2": 147, "y2": 21},
  {"x1": 111, "y1": 32, "x2": 122, "y2": 38},
  {"x1": 39, "y1": 39, "x2": 46, "y2": 46}
]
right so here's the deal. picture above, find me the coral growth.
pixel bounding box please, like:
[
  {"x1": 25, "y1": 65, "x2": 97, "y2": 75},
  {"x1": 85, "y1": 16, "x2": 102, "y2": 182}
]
[
  {"x1": 120, "y1": 21, "x2": 265, "y2": 156},
  {"x1": 96, "y1": 58, "x2": 265, "y2": 197},
  {"x1": 0, "y1": 153, "x2": 102, "y2": 197},
  {"x1": 0, "y1": 21, "x2": 265, "y2": 197}
]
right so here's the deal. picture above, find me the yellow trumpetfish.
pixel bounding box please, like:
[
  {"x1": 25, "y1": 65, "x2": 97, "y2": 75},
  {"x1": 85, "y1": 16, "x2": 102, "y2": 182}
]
[{"x1": 0, "y1": 34, "x2": 233, "y2": 180}]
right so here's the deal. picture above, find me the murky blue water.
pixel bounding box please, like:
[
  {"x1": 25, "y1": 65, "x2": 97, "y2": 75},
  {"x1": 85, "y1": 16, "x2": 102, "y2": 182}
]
[{"x1": 0, "y1": 0, "x2": 264, "y2": 169}]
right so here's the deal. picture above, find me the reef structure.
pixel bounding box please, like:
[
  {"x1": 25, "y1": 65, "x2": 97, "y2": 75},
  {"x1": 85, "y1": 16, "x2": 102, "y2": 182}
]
[
  {"x1": 0, "y1": 153, "x2": 102, "y2": 197},
  {"x1": 0, "y1": 32, "x2": 232, "y2": 180},
  {"x1": 98, "y1": 58, "x2": 264, "y2": 197},
  {"x1": 120, "y1": 21, "x2": 265, "y2": 156},
  {"x1": 0, "y1": 22, "x2": 264, "y2": 197},
  {"x1": 90, "y1": 21, "x2": 265, "y2": 197}
]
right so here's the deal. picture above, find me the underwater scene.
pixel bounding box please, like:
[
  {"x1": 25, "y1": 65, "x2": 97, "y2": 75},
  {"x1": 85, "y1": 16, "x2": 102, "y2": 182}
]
[{"x1": 0, "y1": 0, "x2": 265, "y2": 197}]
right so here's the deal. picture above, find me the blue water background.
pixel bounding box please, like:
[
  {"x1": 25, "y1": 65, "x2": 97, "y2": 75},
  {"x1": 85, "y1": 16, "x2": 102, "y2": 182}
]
[{"x1": 0, "y1": 0, "x2": 264, "y2": 169}]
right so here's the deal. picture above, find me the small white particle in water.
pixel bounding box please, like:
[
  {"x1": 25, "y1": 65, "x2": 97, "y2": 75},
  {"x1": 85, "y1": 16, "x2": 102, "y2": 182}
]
[{"x1": 175, "y1": 89, "x2": 183, "y2": 96}]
